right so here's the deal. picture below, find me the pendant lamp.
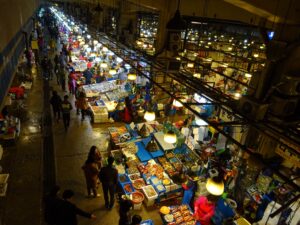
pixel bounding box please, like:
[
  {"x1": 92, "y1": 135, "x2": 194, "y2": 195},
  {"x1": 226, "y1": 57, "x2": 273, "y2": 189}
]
[
  {"x1": 206, "y1": 169, "x2": 224, "y2": 196},
  {"x1": 144, "y1": 110, "x2": 155, "y2": 121},
  {"x1": 109, "y1": 69, "x2": 117, "y2": 75},
  {"x1": 164, "y1": 130, "x2": 177, "y2": 144},
  {"x1": 146, "y1": 135, "x2": 159, "y2": 152},
  {"x1": 195, "y1": 117, "x2": 208, "y2": 126},
  {"x1": 127, "y1": 73, "x2": 137, "y2": 81},
  {"x1": 166, "y1": 0, "x2": 186, "y2": 30},
  {"x1": 173, "y1": 99, "x2": 183, "y2": 107},
  {"x1": 94, "y1": 1, "x2": 103, "y2": 12},
  {"x1": 100, "y1": 62, "x2": 108, "y2": 68}
]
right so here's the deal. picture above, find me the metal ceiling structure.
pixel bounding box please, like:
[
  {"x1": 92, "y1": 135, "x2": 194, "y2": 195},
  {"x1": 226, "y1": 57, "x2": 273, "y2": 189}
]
[{"x1": 53, "y1": 5, "x2": 300, "y2": 191}]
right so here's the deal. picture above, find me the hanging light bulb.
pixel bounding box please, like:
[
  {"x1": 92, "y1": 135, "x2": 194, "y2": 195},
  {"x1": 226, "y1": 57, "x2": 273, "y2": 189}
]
[
  {"x1": 109, "y1": 69, "x2": 117, "y2": 75},
  {"x1": 253, "y1": 53, "x2": 259, "y2": 58},
  {"x1": 187, "y1": 63, "x2": 194, "y2": 68},
  {"x1": 116, "y1": 57, "x2": 123, "y2": 63},
  {"x1": 193, "y1": 73, "x2": 201, "y2": 78},
  {"x1": 164, "y1": 131, "x2": 177, "y2": 144},
  {"x1": 173, "y1": 99, "x2": 183, "y2": 107},
  {"x1": 195, "y1": 117, "x2": 208, "y2": 126},
  {"x1": 234, "y1": 92, "x2": 242, "y2": 99},
  {"x1": 245, "y1": 73, "x2": 252, "y2": 78},
  {"x1": 100, "y1": 62, "x2": 108, "y2": 68},
  {"x1": 206, "y1": 177, "x2": 224, "y2": 196},
  {"x1": 87, "y1": 34, "x2": 91, "y2": 39},
  {"x1": 127, "y1": 73, "x2": 137, "y2": 81},
  {"x1": 124, "y1": 64, "x2": 131, "y2": 69},
  {"x1": 144, "y1": 111, "x2": 155, "y2": 121}
]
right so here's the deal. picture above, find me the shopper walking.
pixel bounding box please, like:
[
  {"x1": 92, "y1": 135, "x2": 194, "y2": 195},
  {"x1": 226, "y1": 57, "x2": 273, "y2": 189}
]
[
  {"x1": 82, "y1": 149, "x2": 100, "y2": 198},
  {"x1": 58, "y1": 66, "x2": 66, "y2": 91},
  {"x1": 98, "y1": 156, "x2": 118, "y2": 209},
  {"x1": 44, "y1": 185, "x2": 62, "y2": 225},
  {"x1": 41, "y1": 55, "x2": 50, "y2": 79},
  {"x1": 75, "y1": 91, "x2": 89, "y2": 121},
  {"x1": 56, "y1": 190, "x2": 96, "y2": 225},
  {"x1": 50, "y1": 91, "x2": 62, "y2": 122},
  {"x1": 61, "y1": 95, "x2": 72, "y2": 131},
  {"x1": 87, "y1": 145, "x2": 102, "y2": 169}
]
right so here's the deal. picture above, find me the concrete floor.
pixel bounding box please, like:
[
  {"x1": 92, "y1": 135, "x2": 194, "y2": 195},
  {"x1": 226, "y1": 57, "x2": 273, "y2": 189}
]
[{"x1": 0, "y1": 63, "x2": 164, "y2": 225}]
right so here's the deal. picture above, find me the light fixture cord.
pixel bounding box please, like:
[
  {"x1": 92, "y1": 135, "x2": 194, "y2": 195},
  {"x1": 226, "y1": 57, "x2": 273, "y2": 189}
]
[{"x1": 177, "y1": 0, "x2": 181, "y2": 10}]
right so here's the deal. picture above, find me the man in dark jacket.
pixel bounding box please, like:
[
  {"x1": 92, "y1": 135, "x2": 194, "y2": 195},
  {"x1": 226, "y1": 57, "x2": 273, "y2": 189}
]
[
  {"x1": 56, "y1": 189, "x2": 96, "y2": 225},
  {"x1": 50, "y1": 91, "x2": 62, "y2": 122},
  {"x1": 61, "y1": 95, "x2": 73, "y2": 131},
  {"x1": 83, "y1": 68, "x2": 93, "y2": 85},
  {"x1": 99, "y1": 156, "x2": 118, "y2": 209}
]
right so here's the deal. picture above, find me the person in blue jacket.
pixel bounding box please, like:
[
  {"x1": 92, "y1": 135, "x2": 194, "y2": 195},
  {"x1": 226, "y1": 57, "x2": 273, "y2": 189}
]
[{"x1": 83, "y1": 68, "x2": 93, "y2": 85}]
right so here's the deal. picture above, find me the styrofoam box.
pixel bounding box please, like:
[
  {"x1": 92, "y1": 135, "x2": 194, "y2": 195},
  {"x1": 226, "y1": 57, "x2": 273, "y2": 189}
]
[{"x1": 142, "y1": 185, "x2": 158, "y2": 207}]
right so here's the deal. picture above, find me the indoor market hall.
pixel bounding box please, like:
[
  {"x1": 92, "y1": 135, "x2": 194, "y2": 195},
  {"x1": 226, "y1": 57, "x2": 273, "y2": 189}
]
[{"x1": 0, "y1": 1, "x2": 299, "y2": 225}]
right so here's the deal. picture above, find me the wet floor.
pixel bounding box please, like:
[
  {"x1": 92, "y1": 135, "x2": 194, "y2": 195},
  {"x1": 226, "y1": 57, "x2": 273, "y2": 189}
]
[{"x1": 0, "y1": 62, "x2": 164, "y2": 225}]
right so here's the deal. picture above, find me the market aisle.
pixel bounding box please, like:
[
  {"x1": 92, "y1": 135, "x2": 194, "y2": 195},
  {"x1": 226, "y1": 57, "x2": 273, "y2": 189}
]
[
  {"x1": 1, "y1": 65, "x2": 43, "y2": 225},
  {"x1": 49, "y1": 78, "x2": 162, "y2": 225}
]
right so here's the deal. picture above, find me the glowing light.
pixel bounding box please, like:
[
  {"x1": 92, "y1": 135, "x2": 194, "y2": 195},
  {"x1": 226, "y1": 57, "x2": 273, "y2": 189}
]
[
  {"x1": 253, "y1": 53, "x2": 259, "y2": 58},
  {"x1": 206, "y1": 178, "x2": 224, "y2": 196},
  {"x1": 187, "y1": 63, "x2": 194, "y2": 68},
  {"x1": 164, "y1": 131, "x2": 177, "y2": 144},
  {"x1": 193, "y1": 73, "x2": 201, "y2": 78},
  {"x1": 100, "y1": 62, "x2": 108, "y2": 68},
  {"x1": 116, "y1": 57, "x2": 123, "y2": 63},
  {"x1": 245, "y1": 73, "x2": 252, "y2": 78},
  {"x1": 127, "y1": 73, "x2": 137, "y2": 81},
  {"x1": 109, "y1": 69, "x2": 117, "y2": 75},
  {"x1": 234, "y1": 93, "x2": 242, "y2": 99},
  {"x1": 195, "y1": 117, "x2": 208, "y2": 126},
  {"x1": 173, "y1": 99, "x2": 183, "y2": 107},
  {"x1": 144, "y1": 111, "x2": 155, "y2": 121}
]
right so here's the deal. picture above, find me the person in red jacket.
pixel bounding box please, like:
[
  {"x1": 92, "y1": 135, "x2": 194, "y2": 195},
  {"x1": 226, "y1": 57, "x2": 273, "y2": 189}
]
[{"x1": 194, "y1": 195, "x2": 217, "y2": 225}]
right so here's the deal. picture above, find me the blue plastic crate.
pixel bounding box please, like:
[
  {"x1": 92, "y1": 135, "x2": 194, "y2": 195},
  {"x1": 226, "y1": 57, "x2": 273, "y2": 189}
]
[
  {"x1": 118, "y1": 174, "x2": 130, "y2": 183},
  {"x1": 140, "y1": 219, "x2": 154, "y2": 225}
]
